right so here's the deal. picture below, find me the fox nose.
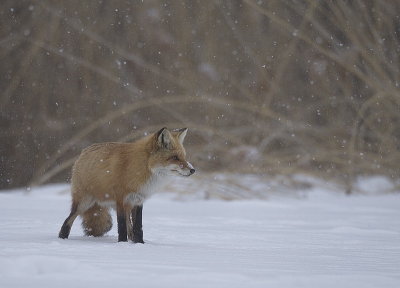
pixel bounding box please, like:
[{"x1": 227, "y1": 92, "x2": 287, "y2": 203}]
[{"x1": 190, "y1": 168, "x2": 195, "y2": 175}]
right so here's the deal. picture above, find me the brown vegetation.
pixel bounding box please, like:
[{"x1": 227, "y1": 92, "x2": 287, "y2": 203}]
[{"x1": 1, "y1": 0, "x2": 399, "y2": 191}]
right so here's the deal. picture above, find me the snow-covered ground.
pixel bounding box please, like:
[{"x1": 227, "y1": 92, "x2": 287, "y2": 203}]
[{"x1": 0, "y1": 175, "x2": 399, "y2": 288}]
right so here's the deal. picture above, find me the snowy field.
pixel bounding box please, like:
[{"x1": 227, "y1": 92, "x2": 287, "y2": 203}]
[{"x1": 0, "y1": 174, "x2": 399, "y2": 288}]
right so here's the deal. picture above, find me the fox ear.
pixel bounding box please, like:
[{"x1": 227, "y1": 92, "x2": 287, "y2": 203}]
[
  {"x1": 177, "y1": 128, "x2": 188, "y2": 144},
  {"x1": 156, "y1": 127, "x2": 172, "y2": 149}
]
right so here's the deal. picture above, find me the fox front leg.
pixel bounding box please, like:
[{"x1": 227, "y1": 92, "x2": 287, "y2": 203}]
[
  {"x1": 131, "y1": 205, "x2": 144, "y2": 243},
  {"x1": 116, "y1": 202, "x2": 128, "y2": 242},
  {"x1": 126, "y1": 208, "x2": 134, "y2": 241}
]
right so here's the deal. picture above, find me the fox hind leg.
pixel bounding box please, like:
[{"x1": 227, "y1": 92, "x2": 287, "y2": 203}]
[
  {"x1": 59, "y1": 202, "x2": 79, "y2": 239},
  {"x1": 59, "y1": 197, "x2": 95, "y2": 239}
]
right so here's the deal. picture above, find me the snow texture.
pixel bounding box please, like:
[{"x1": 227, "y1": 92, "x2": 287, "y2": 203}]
[{"x1": 0, "y1": 177, "x2": 399, "y2": 288}]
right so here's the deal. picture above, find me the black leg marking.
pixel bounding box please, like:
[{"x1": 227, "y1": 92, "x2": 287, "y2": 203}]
[
  {"x1": 117, "y1": 208, "x2": 128, "y2": 242},
  {"x1": 59, "y1": 203, "x2": 78, "y2": 239},
  {"x1": 59, "y1": 221, "x2": 72, "y2": 239},
  {"x1": 132, "y1": 205, "x2": 144, "y2": 243}
]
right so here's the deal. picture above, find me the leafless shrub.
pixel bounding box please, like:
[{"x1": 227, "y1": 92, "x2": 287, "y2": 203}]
[{"x1": 0, "y1": 0, "x2": 399, "y2": 192}]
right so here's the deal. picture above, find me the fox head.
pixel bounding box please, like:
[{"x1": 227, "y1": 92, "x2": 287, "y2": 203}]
[{"x1": 149, "y1": 127, "x2": 195, "y2": 177}]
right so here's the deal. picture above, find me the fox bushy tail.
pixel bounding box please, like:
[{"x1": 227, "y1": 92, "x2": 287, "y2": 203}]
[{"x1": 81, "y1": 203, "x2": 113, "y2": 237}]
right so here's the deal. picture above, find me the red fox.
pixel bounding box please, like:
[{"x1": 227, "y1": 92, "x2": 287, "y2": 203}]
[{"x1": 59, "y1": 127, "x2": 195, "y2": 242}]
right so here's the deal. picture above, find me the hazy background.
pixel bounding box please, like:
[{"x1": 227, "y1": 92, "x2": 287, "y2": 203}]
[{"x1": 1, "y1": 0, "x2": 399, "y2": 191}]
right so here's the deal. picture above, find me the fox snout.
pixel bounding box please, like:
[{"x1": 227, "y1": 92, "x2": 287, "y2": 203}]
[
  {"x1": 172, "y1": 161, "x2": 195, "y2": 177},
  {"x1": 187, "y1": 162, "x2": 195, "y2": 175}
]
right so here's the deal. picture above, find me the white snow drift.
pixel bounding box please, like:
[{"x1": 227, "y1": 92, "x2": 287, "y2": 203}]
[{"x1": 0, "y1": 175, "x2": 399, "y2": 288}]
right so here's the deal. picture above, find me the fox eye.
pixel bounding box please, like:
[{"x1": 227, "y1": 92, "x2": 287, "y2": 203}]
[{"x1": 170, "y1": 155, "x2": 179, "y2": 161}]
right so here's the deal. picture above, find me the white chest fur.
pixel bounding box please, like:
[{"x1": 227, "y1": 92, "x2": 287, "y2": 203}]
[{"x1": 124, "y1": 174, "x2": 165, "y2": 207}]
